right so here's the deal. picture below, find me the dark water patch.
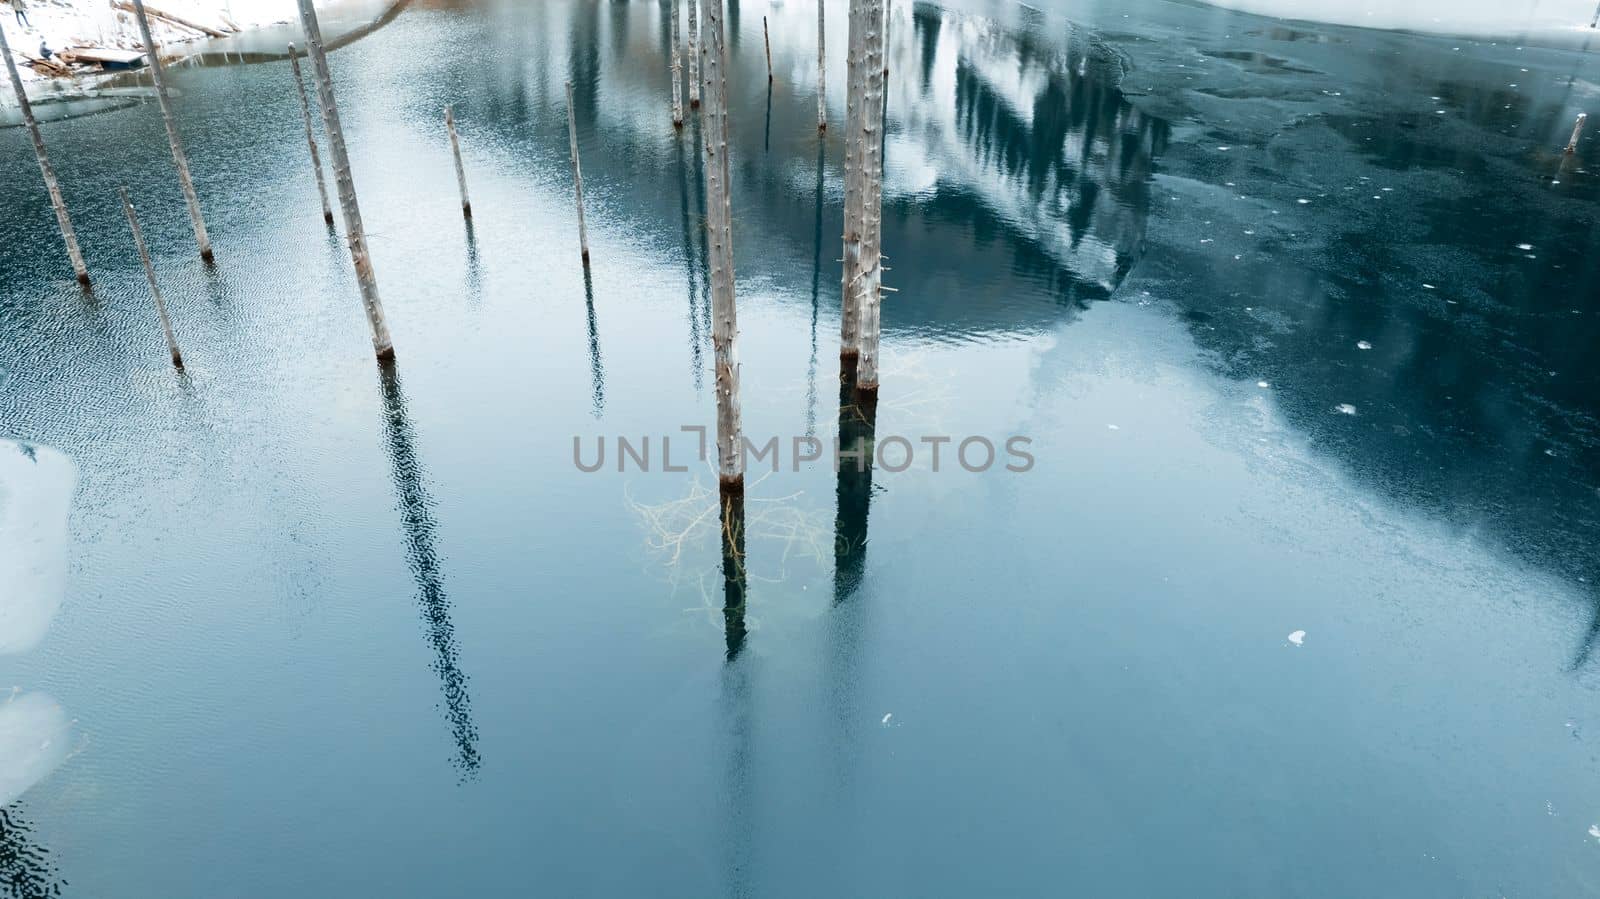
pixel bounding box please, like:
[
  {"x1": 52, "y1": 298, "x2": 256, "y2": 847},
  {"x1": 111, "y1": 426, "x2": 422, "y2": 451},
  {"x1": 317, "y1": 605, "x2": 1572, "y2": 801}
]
[{"x1": 0, "y1": 807, "x2": 64, "y2": 899}]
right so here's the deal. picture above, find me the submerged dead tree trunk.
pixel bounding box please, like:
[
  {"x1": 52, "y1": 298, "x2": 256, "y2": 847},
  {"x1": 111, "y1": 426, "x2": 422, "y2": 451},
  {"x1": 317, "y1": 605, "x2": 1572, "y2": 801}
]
[
  {"x1": 699, "y1": 0, "x2": 743, "y2": 493},
  {"x1": 287, "y1": 44, "x2": 334, "y2": 225},
  {"x1": 687, "y1": 0, "x2": 701, "y2": 108},
  {"x1": 854, "y1": 0, "x2": 888, "y2": 396},
  {"x1": 1567, "y1": 113, "x2": 1587, "y2": 154},
  {"x1": 0, "y1": 22, "x2": 89, "y2": 285},
  {"x1": 670, "y1": 0, "x2": 684, "y2": 127},
  {"x1": 445, "y1": 106, "x2": 471, "y2": 218},
  {"x1": 816, "y1": 0, "x2": 827, "y2": 130},
  {"x1": 838, "y1": 0, "x2": 872, "y2": 366},
  {"x1": 763, "y1": 16, "x2": 773, "y2": 82},
  {"x1": 297, "y1": 0, "x2": 395, "y2": 360},
  {"x1": 565, "y1": 81, "x2": 591, "y2": 266},
  {"x1": 131, "y1": 0, "x2": 213, "y2": 263},
  {"x1": 120, "y1": 188, "x2": 184, "y2": 368}
]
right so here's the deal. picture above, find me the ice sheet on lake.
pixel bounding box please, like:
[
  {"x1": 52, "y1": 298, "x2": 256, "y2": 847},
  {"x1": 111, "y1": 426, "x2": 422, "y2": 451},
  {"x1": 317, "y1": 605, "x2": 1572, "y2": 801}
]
[
  {"x1": 0, "y1": 692, "x2": 70, "y2": 808},
  {"x1": 0, "y1": 440, "x2": 75, "y2": 656}
]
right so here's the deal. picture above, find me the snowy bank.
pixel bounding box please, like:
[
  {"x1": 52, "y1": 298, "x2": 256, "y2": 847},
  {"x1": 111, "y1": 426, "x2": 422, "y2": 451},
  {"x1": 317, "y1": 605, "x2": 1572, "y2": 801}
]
[{"x1": 2, "y1": 0, "x2": 331, "y2": 84}]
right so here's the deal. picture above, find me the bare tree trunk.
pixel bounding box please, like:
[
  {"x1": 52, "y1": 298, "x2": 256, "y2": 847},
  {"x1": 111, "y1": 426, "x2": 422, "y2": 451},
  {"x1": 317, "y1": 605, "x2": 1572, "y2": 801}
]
[
  {"x1": 565, "y1": 80, "x2": 591, "y2": 266},
  {"x1": 838, "y1": 0, "x2": 868, "y2": 365},
  {"x1": 687, "y1": 0, "x2": 700, "y2": 108},
  {"x1": 763, "y1": 15, "x2": 773, "y2": 82},
  {"x1": 1567, "y1": 113, "x2": 1587, "y2": 154},
  {"x1": 816, "y1": 0, "x2": 826, "y2": 130},
  {"x1": 120, "y1": 188, "x2": 184, "y2": 368},
  {"x1": 0, "y1": 22, "x2": 89, "y2": 286},
  {"x1": 854, "y1": 0, "x2": 887, "y2": 395},
  {"x1": 297, "y1": 0, "x2": 395, "y2": 360},
  {"x1": 287, "y1": 44, "x2": 334, "y2": 226},
  {"x1": 445, "y1": 105, "x2": 471, "y2": 218},
  {"x1": 670, "y1": 0, "x2": 683, "y2": 127},
  {"x1": 131, "y1": 0, "x2": 212, "y2": 263},
  {"x1": 699, "y1": 0, "x2": 743, "y2": 491}
]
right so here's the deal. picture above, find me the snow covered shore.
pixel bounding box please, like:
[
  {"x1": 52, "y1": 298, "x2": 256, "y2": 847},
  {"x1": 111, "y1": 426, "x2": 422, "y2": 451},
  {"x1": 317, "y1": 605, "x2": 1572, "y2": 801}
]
[{"x1": 2, "y1": 0, "x2": 325, "y2": 83}]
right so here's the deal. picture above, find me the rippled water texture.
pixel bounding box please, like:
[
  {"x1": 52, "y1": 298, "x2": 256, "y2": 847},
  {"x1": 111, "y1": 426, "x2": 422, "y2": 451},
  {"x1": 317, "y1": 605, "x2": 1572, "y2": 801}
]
[{"x1": 1, "y1": 0, "x2": 1598, "y2": 895}]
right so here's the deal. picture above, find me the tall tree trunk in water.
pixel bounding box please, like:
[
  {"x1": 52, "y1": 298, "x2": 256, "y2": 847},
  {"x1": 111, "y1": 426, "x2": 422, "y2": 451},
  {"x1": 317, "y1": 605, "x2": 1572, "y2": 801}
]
[
  {"x1": 838, "y1": 0, "x2": 869, "y2": 367},
  {"x1": 445, "y1": 106, "x2": 472, "y2": 218},
  {"x1": 816, "y1": 0, "x2": 827, "y2": 130},
  {"x1": 565, "y1": 81, "x2": 592, "y2": 266},
  {"x1": 297, "y1": 0, "x2": 395, "y2": 360},
  {"x1": 120, "y1": 188, "x2": 184, "y2": 368},
  {"x1": 0, "y1": 21, "x2": 89, "y2": 285},
  {"x1": 854, "y1": 0, "x2": 887, "y2": 397},
  {"x1": 670, "y1": 0, "x2": 684, "y2": 127},
  {"x1": 699, "y1": 0, "x2": 743, "y2": 493},
  {"x1": 687, "y1": 0, "x2": 700, "y2": 108},
  {"x1": 287, "y1": 44, "x2": 334, "y2": 226},
  {"x1": 763, "y1": 16, "x2": 773, "y2": 81},
  {"x1": 131, "y1": 0, "x2": 213, "y2": 262}
]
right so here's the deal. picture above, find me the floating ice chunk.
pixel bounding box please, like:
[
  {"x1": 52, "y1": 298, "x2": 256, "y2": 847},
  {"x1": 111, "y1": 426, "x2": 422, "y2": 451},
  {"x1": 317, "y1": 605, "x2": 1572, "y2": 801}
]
[
  {"x1": 1336, "y1": 403, "x2": 1358, "y2": 415},
  {"x1": 0, "y1": 441, "x2": 76, "y2": 656},
  {"x1": 1590, "y1": 824, "x2": 1600, "y2": 842},
  {"x1": 1357, "y1": 340, "x2": 1372, "y2": 350},
  {"x1": 1217, "y1": 146, "x2": 1231, "y2": 151},
  {"x1": 1288, "y1": 630, "x2": 1306, "y2": 646},
  {"x1": 0, "y1": 692, "x2": 70, "y2": 808},
  {"x1": 1422, "y1": 283, "x2": 1436, "y2": 289},
  {"x1": 1516, "y1": 243, "x2": 1533, "y2": 251},
  {"x1": 1297, "y1": 198, "x2": 1311, "y2": 204},
  {"x1": 1257, "y1": 381, "x2": 1271, "y2": 388},
  {"x1": 881, "y1": 713, "x2": 893, "y2": 726},
  {"x1": 1107, "y1": 424, "x2": 1120, "y2": 430}
]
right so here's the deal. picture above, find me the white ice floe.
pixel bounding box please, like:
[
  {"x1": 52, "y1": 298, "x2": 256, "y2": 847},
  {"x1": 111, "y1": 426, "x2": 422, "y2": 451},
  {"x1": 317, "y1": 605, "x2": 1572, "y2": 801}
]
[
  {"x1": 1336, "y1": 403, "x2": 1358, "y2": 415},
  {"x1": 0, "y1": 692, "x2": 70, "y2": 808},
  {"x1": 1589, "y1": 824, "x2": 1600, "y2": 842},
  {"x1": 0, "y1": 440, "x2": 76, "y2": 656},
  {"x1": 1288, "y1": 630, "x2": 1306, "y2": 646},
  {"x1": 1357, "y1": 340, "x2": 1373, "y2": 350},
  {"x1": 881, "y1": 713, "x2": 893, "y2": 726}
]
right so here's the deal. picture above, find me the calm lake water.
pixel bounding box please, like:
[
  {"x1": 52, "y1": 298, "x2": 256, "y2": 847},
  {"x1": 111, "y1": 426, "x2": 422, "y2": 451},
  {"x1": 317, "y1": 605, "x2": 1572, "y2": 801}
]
[{"x1": 2, "y1": 0, "x2": 1599, "y2": 895}]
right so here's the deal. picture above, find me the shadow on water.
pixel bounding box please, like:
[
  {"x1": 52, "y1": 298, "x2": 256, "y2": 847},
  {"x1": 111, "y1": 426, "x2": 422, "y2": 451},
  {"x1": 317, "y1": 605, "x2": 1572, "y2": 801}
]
[
  {"x1": 675, "y1": 134, "x2": 705, "y2": 391},
  {"x1": 1112, "y1": 17, "x2": 1600, "y2": 661},
  {"x1": 581, "y1": 266, "x2": 606, "y2": 419},
  {"x1": 0, "y1": 807, "x2": 64, "y2": 899},
  {"x1": 719, "y1": 488, "x2": 748, "y2": 661},
  {"x1": 832, "y1": 371, "x2": 876, "y2": 606},
  {"x1": 807, "y1": 139, "x2": 825, "y2": 438},
  {"x1": 463, "y1": 219, "x2": 484, "y2": 309},
  {"x1": 376, "y1": 362, "x2": 481, "y2": 778}
]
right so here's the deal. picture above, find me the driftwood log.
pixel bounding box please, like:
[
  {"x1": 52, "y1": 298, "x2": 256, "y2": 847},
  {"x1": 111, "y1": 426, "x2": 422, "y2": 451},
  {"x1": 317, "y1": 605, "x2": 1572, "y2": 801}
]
[{"x1": 113, "y1": 0, "x2": 230, "y2": 38}]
